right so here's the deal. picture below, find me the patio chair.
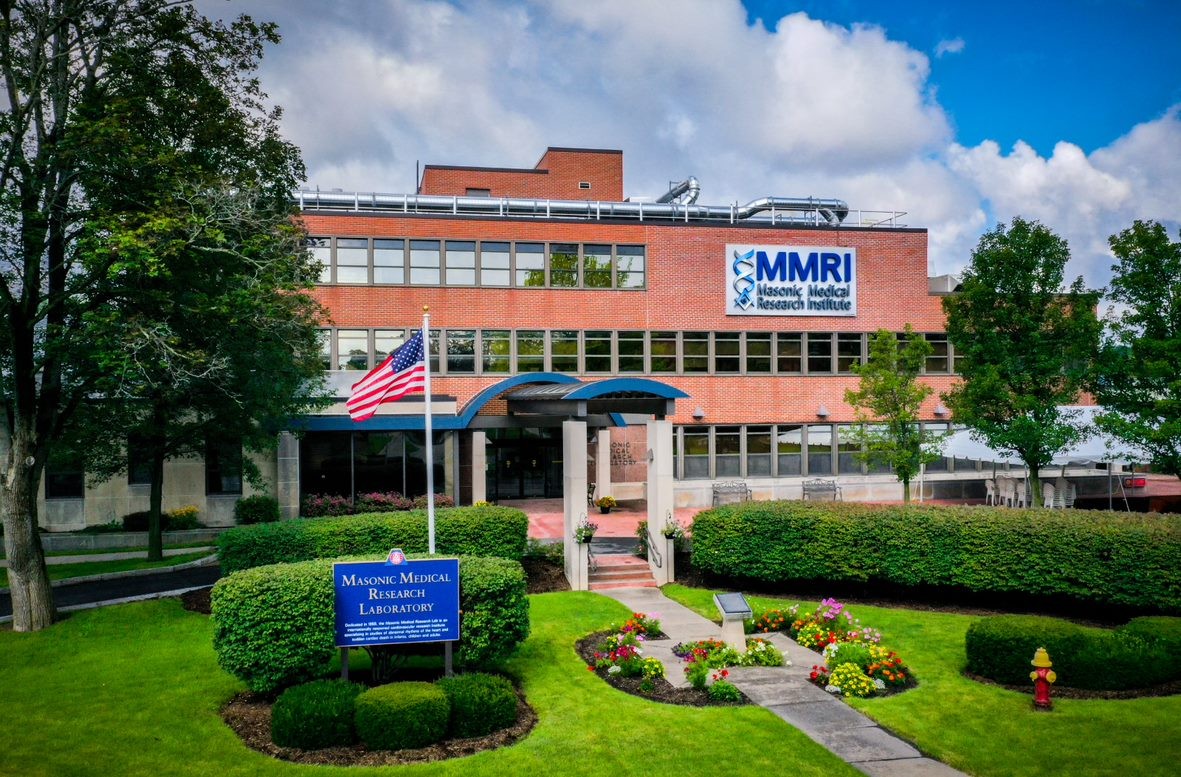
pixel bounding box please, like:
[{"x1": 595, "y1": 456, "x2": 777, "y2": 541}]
[
  {"x1": 985, "y1": 479, "x2": 997, "y2": 506},
  {"x1": 1042, "y1": 482, "x2": 1056, "y2": 509},
  {"x1": 996, "y1": 477, "x2": 1014, "y2": 507},
  {"x1": 1055, "y1": 479, "x2": 1076, "y2": 508},
  {"x1": 588, "y1": 482, "x2": 596, "y2": 507},
  {"x1": 1013, "y1": 479, "x2": 1028, "y2": 508}
]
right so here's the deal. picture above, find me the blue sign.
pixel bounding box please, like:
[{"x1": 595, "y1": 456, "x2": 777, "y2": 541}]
[
  {"x1": 333, "y1": 555, "x2": 460, "y2": 648},
  {"x1": 726, "y1": 243, "x2": 857, "y2": 316}
]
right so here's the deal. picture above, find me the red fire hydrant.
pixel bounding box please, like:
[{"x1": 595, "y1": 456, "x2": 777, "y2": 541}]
[{"x1": 1029, "y1": 646, "x2": 1056, "y2": 711}]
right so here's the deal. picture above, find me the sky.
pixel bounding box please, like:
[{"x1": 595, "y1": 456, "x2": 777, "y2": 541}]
[{"x1": 197, "y1": 0, "x2": 1181, "y2": 289}]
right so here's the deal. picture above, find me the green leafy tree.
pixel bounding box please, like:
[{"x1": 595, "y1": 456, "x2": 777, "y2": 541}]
[
  {"x1": 1091, "y1": 220, "x2": 1181, "y2": 478},
  {"x1": 844, "y1": 325, "x2": 945, "y2": 502},
  {"x1": 0, "y1": 0, "x2": 302, "y2": 629},
  {"x1": 942, "y1": 217, "x2": 1101, "y2": 505}
]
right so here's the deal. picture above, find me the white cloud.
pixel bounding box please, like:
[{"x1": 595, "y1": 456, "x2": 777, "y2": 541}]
[
  {"x1": 195, "y1": 0, "x2": 1178, "y2": 290},
  {"x1": 934, "y1": 37, "x2": 965, "y2": 58}
]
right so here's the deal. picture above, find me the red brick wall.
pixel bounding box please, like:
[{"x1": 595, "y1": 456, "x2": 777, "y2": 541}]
[{"x1": 420, "y1": 147, "x2": 623, "y2": 201}]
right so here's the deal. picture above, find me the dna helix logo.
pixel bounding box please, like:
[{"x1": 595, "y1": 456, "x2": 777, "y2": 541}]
[{"x1": 732, "y1": 248, "x2": 756, "y2": 309}]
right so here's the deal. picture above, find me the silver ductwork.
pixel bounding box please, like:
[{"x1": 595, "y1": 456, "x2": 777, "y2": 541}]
[
  {"x1": 296, "y1": 189, "x2": 849, "y2": 226},
  {"x1": 656, "y1": 176, "x2": 700, "y2": 204}
]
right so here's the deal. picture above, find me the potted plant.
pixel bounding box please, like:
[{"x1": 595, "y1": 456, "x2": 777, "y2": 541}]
[
  {"x1": 574, "y1": 517, "x2": 598, "y2": 543},
  {"x1": 594, "y1": 495, "x2": 617, "y2": 514},
  {"x1": 661, "y1": 518, "x2": 684, "y2": 540}
]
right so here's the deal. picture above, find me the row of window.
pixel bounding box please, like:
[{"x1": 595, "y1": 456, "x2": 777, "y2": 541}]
[
  {"x1": 311, "y1": 237, "x2": 647, "y2": 289},
  {"x1": 44, "y1": 439, "x2": 243, "y2": 499},
  {"x1": 675, "y1": 423, "x2": 978, "y2": 480},
  {"x1": 323, "y1": 328, "x2": 961, "y2": 376}
]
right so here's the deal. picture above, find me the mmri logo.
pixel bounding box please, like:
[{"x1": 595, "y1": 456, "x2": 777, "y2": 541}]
[{"x1": 731, "y1": 248, "x2": 756, "y2": 310}]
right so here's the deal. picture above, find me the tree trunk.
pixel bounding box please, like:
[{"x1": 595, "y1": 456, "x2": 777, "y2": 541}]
[
  {"x1": 902, "y1": 475, "x2": 912, "y2": 503},
  {"x1": 1, "y1": 427, "x2": 56, "y2": 631},
  {"x1": 147, "y1": 406, "x2": 167, "y2": 562}
]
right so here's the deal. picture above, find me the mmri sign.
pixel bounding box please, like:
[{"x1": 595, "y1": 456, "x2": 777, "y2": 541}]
[
  {"x1": 725, "y1": 244, "x2": 857, "y2": 316},
  {"x1": 333, "y1": 553, "x2": 460, "y2": 648}
]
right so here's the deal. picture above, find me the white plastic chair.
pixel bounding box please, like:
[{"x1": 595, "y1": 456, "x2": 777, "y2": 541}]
[
  {"x1": 1013, "y1": 479, "x2": 1027, "y2": 508},
  {"x1": 985, "y1": 479, "x2": 997, "y2": 506},
  {"x1": 1042, "y1": 483, "x2": 1056, "y2": 509},
  {"x1": 997, "y1": 477, "x2": 1014, "y2": 507},
  {"x1": 1055, "y1": 479, "x2": 1076, "y2": 508}
]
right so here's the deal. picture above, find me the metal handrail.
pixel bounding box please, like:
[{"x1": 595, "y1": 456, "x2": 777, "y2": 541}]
[{"x1": 646, "y1": 526, "x2": 663, "y2": 569}]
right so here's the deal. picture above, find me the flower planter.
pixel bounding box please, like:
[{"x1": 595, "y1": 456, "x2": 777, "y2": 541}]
[{"x1": 599, "y1": 506, "x2": 612, "y2": 514}]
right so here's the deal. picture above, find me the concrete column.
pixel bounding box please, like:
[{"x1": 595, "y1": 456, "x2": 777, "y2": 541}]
[
  {"x1": 594, "y1": 428, "x2": 611, "y2": 502},
  {"x1": 563, "y1": 419, "x2": 589, "y2": 591},
  {"x1": 276, "y1": 431, "x2": 300, "y2": 520},
  {"x1": 470, "y1": 430, "x2": 487, "y2": 504},
  {"x1": 646, "y1": 419, "x2": 674, "y2": 585}
]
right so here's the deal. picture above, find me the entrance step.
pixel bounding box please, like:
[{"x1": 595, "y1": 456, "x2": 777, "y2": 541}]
[{"x1": 589, "y1": 554, "x2": 657, "y2": 590}]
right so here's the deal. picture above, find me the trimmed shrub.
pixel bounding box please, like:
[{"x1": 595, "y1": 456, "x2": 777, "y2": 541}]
[
  {"x1": 355, "y1": 492, "x2": 413, "y2": 513},
  {"x1": 965, "y1": 614, "x2": 1181, "y2": 689},
  {"x1": 235, "y1": 495, "x2": 280, "y2": 525},
  {"x1": 354, "y1": 682, "x2": 450, "y2": 751},
  {"x1": 216, "y1": 505, "x2": 529, "y2": 573},
  {"x1": 690, "y1": 501, "x2": 1181, "y2": 611},
  {"x1": 166, "y1": 505, "x2": 202, "y2": 530},
  {"x1": 436, "y1": 672, "x2": 518, "y2": 738},
  {"x1": 122, "y1": 511, "x2": 155, "y2": 531},
  {"x1": 211, "y1": 554, "x2": 529, "y2": 694},
  {"x1": 271, "y1": 679, "x2": 363, "y2": 749},
  {"x1": 301, "y1": 493, "x2": 353, "y2": 517}
]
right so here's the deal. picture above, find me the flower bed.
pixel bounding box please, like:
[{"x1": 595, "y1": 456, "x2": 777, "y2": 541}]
[{"x1": 752, "y1": 598, "x2": 916, "y2": 698}]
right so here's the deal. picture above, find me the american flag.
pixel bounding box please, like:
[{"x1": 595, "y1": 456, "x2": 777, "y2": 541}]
[{"x1": 345, "y1": 331, "x2": 426, "y2": 421}]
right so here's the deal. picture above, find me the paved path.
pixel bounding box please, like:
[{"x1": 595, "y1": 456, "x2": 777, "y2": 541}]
[
  {"x1": 1, "y1": 546, "x2": 214, "y2": 567},
  {"x1": 600, "y1": 587, "x2": 966, "y2": 777}
]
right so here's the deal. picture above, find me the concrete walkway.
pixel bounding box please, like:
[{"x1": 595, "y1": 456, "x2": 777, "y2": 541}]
[
  {"x1": 0, "y1": 546, "x2": 214, "y2": 567},
  {"x1": 600, "y1": 587, "x2": 966, "y2": 777}
]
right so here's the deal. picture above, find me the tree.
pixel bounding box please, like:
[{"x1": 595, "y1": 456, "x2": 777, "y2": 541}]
[
  {"x1": 942, "y1": 217, "x2": 1101, "y2": 505},
  {"x1": 1091, "y1": 220, "x2": 1181, "y2": 479},
  {"x1": 0, "y1": 0, "x2": 301, "y2": 630},
  {"x1": 844, "y1": 325, "x2": 944, "y2": 502}
]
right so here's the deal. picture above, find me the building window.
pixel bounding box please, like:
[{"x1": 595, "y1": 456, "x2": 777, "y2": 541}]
[
  {"x1": 205, "y1": 438, "x2": 242, "y2": 495},
  {"x1": 516, "y1": 330, "x2": 545, "y2": 372},
  {"x1": 807, "y1": 333, "x2": 833, "y2": 374},
  {"x1": 650, "y1": 331, "x2": 677, "y2": 373},
  {"x1": 584, "y1": 330, "x2": 612, "y2": 373},
  {"x1": 373, "y1": 239, "x2": 405, "y2": 284},
  {"x1": 482, "y1": 330, "x2": 511, "y2": 373},
  {"x1": 445, "y1": 241, "x2": 476, "y2": 285},
  {"x1": 715, "y1": 426, "x2": 741, "y2": 477},
  {"x1": 807, "y1": 425, "x2": 833, "y2": 474},
  {"x1": 683, "y1": 427, "x2": 710, "y2": 479},
  {"x1": 550, "y1": 330, "x2": 579, "y2": 373},
  {"x1": 409, "y1": 240, "x2": 441, "y2": 285},
  {"x1": 777, "y1": 333, "x2": 802, "y2": 373},
  {"x1": 925, "y1": 333, "x2": 950, "y2": 373},
  {"x1": 583, "y1": 244, "x2": 612, "y2": 288},
  {"x1": 715, "y1": 332, "x2": 741, "y2": 373},
  {"x1": 515, "y1": 242, "x2": 545, "y2": 287},
  {"x1": 746, "y1": 332, "x2": 772, "y2": 373},
  {"x1": 310, "y1": 237, "x2": 332, "y2": 283},
  {"x1": 549, "y1": 243, "x2": 579, "y2": 287},
  {"x1": 337, "y1": 329, "x2": 369, "y2": 370},
  {"x1": 776, "y1": 425, "x2": 803, "y2": 475},
  {"x1": 616, "y1": 245, "x2": 645, "y2": 288},
  {"x1": 837, "y1": 333, "x2": 863, "y2": 372},
  {"x1": 466, "y1": 188, "x2": 491, "y2": 196},
  {"x1": 480, "y1": 241, "x2": 511, "y2": 286},
  {"x1": 317, "y1": 329, "x2": 332, "y2": 370},
  {"x1": 374, "y1": 329, "x2": 407, "y2": 365},
  {"x1": 683, "y1": 332, "x2": 709, "y2": 373},
  {"x1": 128, "y1": 434, "x2": 152, "y2": 486},
  {"x1": 578, "y1": 181, "x2": 591, "y2": 190},
  {"x1": 446, "y1": 330, "x2": 476, "y2": 374},
  {"x1": 618, "y1": 331, "x2": 645, "y2": 373},
  {"x1": 336, "y1": 238, "x2": 368, "y2": 284},
  {"x1": 747, "y1": 426, "x2": 772, "y2": 476},
  {"x1": 837, "y1": 424, "x2": 861, "y2": 474},
  {"x1": 45, "y1": 452, "x2": 84, "y2": 499}
]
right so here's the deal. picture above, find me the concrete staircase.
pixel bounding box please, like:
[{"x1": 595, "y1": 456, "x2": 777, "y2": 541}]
[{"x1": 588, "y1": 553, "x2": 657, "y2": 590}]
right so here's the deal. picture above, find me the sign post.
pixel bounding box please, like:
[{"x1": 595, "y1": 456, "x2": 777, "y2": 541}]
[{"x1": 334, "y1": 550, "x2": 461, "y2": 679}]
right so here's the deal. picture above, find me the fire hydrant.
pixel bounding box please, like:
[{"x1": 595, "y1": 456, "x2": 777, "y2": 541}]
[{"x1": 1029, "y1": 646, "x2": 1056, "y2": 710}]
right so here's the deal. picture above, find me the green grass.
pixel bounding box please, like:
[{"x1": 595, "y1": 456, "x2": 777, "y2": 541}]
[
  {"x1": 663, "y1": 584, "x2": 1181, "y2": 776},
  {"x1": 1, "y1": 551, "x2": 212, "y2": 588},
  {"x1": 0, "y1": 593, "x2": 858, "y2": 777},
  {"x1": 42, "y1": 541, "x2": 215, "y2": 557}
]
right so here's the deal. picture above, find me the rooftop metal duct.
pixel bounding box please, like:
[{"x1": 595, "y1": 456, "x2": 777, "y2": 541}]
[
  {"x1": 656, "y1": 176, "x2": 701, "y2": 205},
  {"x1": 296, "y1": 188, "x2": 849, "y2": 226}
]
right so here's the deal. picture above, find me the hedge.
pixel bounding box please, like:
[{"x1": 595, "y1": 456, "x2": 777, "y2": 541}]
[
  {"x1": 354, "y1": 682, "x2": 450, "y2": 751},
  {"x1": 690, "y1": 501, "x2": 1181, "y2": 611},
  {"x1": 210, "y1": 554, "x2": 529, "y2": 694},
  {"x1": 965, "y1": 614, "x2": 1181, "y2": 690},
  {"x1": 270, "y1": 679, "x2": 363, "y2": 748},
  {"x1": 436, "y1": 672, "x2": 519, "y2": 738},
  {"x1": 216, "y1": 505, "x2": 529, "y2": 573}
]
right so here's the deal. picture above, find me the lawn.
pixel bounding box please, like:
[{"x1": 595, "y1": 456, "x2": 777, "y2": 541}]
[
  {"x1": 0, "y1": 593, "x2": 857, "y2": 777},
  {"x1": 663, "y1": 584, "x2": 1181, "y2": 777},
  {"x1": 1, "y1": 551, "x2": 212, "y2": 588}
]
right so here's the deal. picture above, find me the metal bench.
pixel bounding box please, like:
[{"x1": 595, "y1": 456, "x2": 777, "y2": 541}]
[
  {"x1": 712, "y1": 480, "x2": 752, "y2": 506},
  {"x1": 802, "y1": 478, "x2": 842, "y2": 501}
]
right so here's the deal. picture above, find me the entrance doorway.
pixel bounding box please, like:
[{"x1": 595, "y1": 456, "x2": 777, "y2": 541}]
[{"x1": 486, "y1": 428, "x2": 563, "y2": 500}]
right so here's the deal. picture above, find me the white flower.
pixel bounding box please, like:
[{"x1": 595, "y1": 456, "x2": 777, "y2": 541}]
[
  {"x1": 607, "y1": 665, "x2": 621, "y2": 675},
  {"x1": 825, "y1": 684, "x2": 840, "y2": 694},
  {"x1": 874, "y1": 678, "x2": 886, "y2": 690}
]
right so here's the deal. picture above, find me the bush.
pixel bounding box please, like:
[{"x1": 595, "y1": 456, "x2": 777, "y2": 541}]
[
  {"x1": 301, "y1": 493, "x2": 353, "y2": 517},
  {"x1": 436, "y1": 673, "x2": 518, "y2": 738},
  {"x1": 824, "y1": 641, "x2": 872, "y2": 671},
  {"x1": 270, "y1": 679, "x2": 363, "y2": 749},
  {"x1": 354, "y1": 682, "x2": 450, "y2": 750},
  {"x1": 166, "y1": 505, "x2": 202, "y2": 530},
  {"x1": 235, "y1": 495, "x2": 280, "y2": 525},
  {"x1": 690, "y1": 501, "x2": 1181, "y2": 611},
  {"x1": 355, "y1": 492, "x2": 413, "y2": 513},
  {"x1": 216, "y1": 505, "x2": 529, "y2": 573},
  {"x1": 965, "y1": 614, "x2": 1181, "y2": 690},
  {"x1": 121, "y1": 511, "x2": 154, "y2": 531},
  {"x1": 211, "y1": 554, "x2": 529, "y2": 694}
]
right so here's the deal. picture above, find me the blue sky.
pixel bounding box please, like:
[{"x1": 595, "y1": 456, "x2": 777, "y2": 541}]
[
  {"x1": 201, "y1": 0, "x2": 1181, "y2": 288},
  {"x1": 742, "y1": 1, "x2": 1181, "y2": 155}
]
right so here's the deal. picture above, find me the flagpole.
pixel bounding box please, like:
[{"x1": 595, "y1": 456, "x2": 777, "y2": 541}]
[{"x1": 423, "y1": 307, "x2": 435, "y2": 555}]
